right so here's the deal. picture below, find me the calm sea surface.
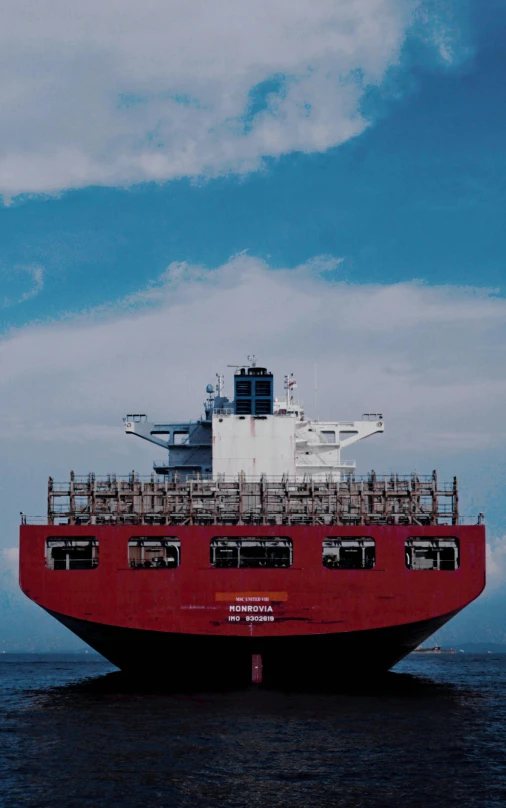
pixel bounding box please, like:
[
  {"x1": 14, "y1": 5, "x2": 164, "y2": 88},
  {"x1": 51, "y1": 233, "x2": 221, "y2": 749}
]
[{"x1": 1, "y1": 653, "x2": 505, "y2": 808}]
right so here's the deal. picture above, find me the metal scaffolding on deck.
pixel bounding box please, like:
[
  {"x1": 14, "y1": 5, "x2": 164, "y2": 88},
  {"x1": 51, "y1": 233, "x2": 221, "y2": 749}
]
[{"x1": 45, "y1": 470, "x2": 459, "y2": 527}]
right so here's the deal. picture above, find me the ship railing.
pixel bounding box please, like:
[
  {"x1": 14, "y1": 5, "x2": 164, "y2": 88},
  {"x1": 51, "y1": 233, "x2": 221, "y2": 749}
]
[
  {"x1": 21, "y1": 514, "x2": 483, "y2": 526},
  {"x1": 20, "y1": 515, "x2": 47, "y2": 525},
  {"x1": 47, "y1": 471, "x2": 454, "y2": 485}
]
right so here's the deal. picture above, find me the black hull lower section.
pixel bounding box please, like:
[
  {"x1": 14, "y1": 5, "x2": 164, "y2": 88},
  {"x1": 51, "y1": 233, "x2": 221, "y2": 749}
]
[{"x1": 46, "y1": 609, "x2": 459, "y2": 686}]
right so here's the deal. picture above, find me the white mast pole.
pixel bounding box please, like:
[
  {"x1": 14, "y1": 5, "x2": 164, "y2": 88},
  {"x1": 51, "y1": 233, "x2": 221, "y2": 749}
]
[{"x1": 314, "y1": 364, "x2": 318, "y2": 420}]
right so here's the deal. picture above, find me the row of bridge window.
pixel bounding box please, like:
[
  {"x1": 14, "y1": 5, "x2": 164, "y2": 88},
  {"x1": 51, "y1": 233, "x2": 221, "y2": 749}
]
[{"x1": 45, "y1": 537, "x2": 460, "y2": 571}]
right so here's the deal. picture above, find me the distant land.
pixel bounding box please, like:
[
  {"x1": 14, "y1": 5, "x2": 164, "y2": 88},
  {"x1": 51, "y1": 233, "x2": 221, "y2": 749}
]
[{"x1": 415, "y1": 643, "x2": 506, "y2": 654}]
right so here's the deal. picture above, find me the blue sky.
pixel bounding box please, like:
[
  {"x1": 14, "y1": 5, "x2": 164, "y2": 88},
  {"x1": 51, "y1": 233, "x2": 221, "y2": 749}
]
[{"x1": 1, "y1": 0, "x2": 505, "y2": 650}]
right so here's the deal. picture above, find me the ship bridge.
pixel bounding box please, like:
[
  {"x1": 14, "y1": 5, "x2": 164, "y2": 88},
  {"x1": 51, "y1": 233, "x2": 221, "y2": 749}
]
[{"x1": 124, "y1": 362, "x2": 384, "y2": 481}]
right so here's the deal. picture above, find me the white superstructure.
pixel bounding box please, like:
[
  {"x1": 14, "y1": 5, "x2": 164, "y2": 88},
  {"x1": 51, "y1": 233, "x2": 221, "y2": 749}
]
[
  {"x1": 212, "y1": 414, "x2": 296, "y2": 478},
  {"x1": 124, "y1": 361, "x2": 384, "y2": 481}
]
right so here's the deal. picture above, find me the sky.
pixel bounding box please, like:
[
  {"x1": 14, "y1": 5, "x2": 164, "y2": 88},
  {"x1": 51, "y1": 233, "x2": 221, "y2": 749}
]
[{"x1": 1, "y1": 0, "x2": 505, "y2": 651}]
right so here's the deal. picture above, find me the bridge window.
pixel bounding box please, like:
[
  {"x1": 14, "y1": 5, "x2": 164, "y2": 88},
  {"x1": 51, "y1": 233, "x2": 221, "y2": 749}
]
[
  {"x1": 406, "y1": 539, "x2": 459, "y2": 571},
  {"x1": 128, "y1": 538, "x2": 180, "y2": 568},
  {"x1": 211, "y1": 538, "x2": 292, "y2": 568},
  {"x1": 235, "y1": 380, "x2": 252, "y2": 396},
  {"x1": 255, "y1": 380, "x2": 272, "y2": 397},
  {"x1": 255, "y1": 399, "x2": 271, "y2": 415},
  {"x1": 323, "y1": 538, "x2": 375, "y2": 569},
  {"x1": 46, "y1": 538, "x2": 98, "y2": 570},
  {"x1": 235, "y1": 399, "x2": 252, "y2": 415}
]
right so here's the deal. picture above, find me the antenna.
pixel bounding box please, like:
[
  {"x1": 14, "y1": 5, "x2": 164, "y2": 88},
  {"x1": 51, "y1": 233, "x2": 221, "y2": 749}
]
[
  {"x1": 314, "y1": 363, "x2": 318, "y2": 420},
  {"x1": 216, "y1": 373, "x2": 224, "y2": 398},
  {"x1": 284, "y1": 373, "x2": 297, "y2": 407},
  {"x1": 228, "y1": 355, "x2": 258, "y2": 371}
]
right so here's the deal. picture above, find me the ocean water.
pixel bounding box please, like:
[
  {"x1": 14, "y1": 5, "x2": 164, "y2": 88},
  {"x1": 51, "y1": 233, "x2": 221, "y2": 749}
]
[{"x1": 1, "y1": 653, "x2": 505, "y2": 808}]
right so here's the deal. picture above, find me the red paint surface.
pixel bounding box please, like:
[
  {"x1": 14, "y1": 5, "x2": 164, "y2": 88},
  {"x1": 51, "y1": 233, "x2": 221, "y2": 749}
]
[
  {"x1": 19, "y1": 525, "x2": 485, "y2": 636},
  {"x1": 252, "y1": 654, "x2": 263, "y2": 684}
]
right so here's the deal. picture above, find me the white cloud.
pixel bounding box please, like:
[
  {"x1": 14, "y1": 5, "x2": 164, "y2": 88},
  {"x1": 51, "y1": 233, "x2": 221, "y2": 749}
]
[
  {"x1": 486, "y1": 538, "x2": 506, "y2": 593},
  {"x1": 0, "y1": 0, "x2": 466, "y2": 198},
  {"x1": 1, "y1": 547, "x2": 19, "y2": 578},
  {"x1": 1, "y1": 254, "x2": 506, "y2": 457},
  {"x1": 1, "y1": 264, "x2": 44, "y2": 307},
  {"x1": 0, "y1": 548, "x2": 19, "y2": 603}
]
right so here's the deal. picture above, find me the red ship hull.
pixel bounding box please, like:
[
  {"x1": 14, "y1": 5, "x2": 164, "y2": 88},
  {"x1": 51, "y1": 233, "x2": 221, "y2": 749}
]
[{"x1": 20, "y1": 524, "x2": 485, "y2": 683}]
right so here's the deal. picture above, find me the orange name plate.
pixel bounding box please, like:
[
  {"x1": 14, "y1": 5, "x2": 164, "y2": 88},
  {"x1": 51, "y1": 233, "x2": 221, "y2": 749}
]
[{"x1": 215, "y1": 592, "x2": 288, "y2": 602}]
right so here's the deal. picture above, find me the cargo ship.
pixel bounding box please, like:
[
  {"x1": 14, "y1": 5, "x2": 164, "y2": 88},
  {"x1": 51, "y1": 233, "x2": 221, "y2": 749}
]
[{"x1": 19, "y1": 361, "x2": 485, "y2": 685}]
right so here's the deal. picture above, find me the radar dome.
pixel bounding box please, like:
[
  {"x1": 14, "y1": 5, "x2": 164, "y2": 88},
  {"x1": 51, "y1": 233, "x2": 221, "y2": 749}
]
[{"x1": 206, "y1": 384, "x2": 214, "y2": 394}]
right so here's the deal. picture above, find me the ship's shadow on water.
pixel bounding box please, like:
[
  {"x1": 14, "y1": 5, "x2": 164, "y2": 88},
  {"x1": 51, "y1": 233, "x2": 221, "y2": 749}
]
[{"x1": 47, "y1": 667, "x2": 466, "y2": 700}]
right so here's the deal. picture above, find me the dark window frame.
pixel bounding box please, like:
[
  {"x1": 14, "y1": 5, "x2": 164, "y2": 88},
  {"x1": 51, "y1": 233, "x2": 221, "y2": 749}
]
[
  {"x1": 405, "y1": 538, "x2": 459, "y2": 571},
  {"x1": 235, "y1": 380, "x2": 252, "y2": 396},
  {"x1": 128, "y1": 537, "x2": 181, "y2": 569},
  {"x1": 45, "y1": 537, "x2": 99, "y2": 570},
  {"x1": 255, "y1": 380, "x2": 272, "y2": 397},
  {"x1": 210, "y1": 537, "x2": 293, "y2": 568},
  {"x1": 323, "y1": 538, "x2": 376, "y2": 570}
]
